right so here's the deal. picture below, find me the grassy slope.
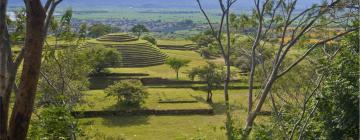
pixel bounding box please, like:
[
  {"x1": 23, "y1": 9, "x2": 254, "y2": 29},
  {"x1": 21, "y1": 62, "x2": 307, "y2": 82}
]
[{"x1": 107, "y1": 50, "x2": 209, "y2": 80}]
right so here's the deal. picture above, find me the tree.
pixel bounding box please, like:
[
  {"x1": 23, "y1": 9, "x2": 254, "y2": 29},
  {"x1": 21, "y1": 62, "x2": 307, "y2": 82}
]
[
  {"x1": 142, "y1": 36, "x2": 157, "y2": 45},
  {"x1": 314, "y1": 31, "x2": 359, "y2": 139},
  {"x1": 85, "y1": 46, "x2": 122, "y2": 73},
  {"x1": 190, "y1": 30, "x2": 217, "y2": 58},
  {"x1": 131, "y1": 24, "x2": 149, "y2": 39},
  {"x1": 196, "y1": 0, "x2": 237, "y2": 138},
  {"x1": 77, "y1": 23, "x2": 87, "y2": 44},
  {"x1": 105, "y1": 80, "x2": 148, "y2": 106},
  {"x1": 0, "y1": 0, "x2": 63, "y2": 139},
  {"x1": 88, "y1": 23, "x2": 117, "y2": 38},
  {"x1": 9, "y1": 8, "x2": 26, "y2": 43},
  {"x1": 188, "y1": 62, "x2": 225, "y2": 103},
  {"x1": 39, "y1": 9, "x2": 94, "y2": 109},
  {"x1": 28, "y1": 106, "x2": 80, "y2": 140},
  {"x1": 242, "y1": 0, "x2": 359, "y2": 135},
  {"x1": 165, "y1": 57, "x2": 191, "y2": 80}
]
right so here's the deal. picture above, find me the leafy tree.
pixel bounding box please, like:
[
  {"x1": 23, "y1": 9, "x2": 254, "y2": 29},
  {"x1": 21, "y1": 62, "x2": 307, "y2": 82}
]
[
  {"x1": 142, "y1": 36, "x2": 157, "y2": 45},
  {"x1": 315, "y1": 31, "x2": 359, "y2": 139},
  {"x1": 131, "y1": 24, "x2": 149, "y2": 39},
  {"x1": 29, "y1": 106, "x2": 80, "y2": 140},
  {"x1": 105, "y1": 80, "x2": 148, "y2": 106},
  {"x1": 9, "y1": 8, "x2": 26, "y2": 43},
  {"x1": 165, "y1": 57, "x2": 191, "y2": 80},
  {"x1": 190, "y1": 30, "x2": 215, "y2": 48},
  {"x1": 77, "y1": 23, "x2": 87, "y2": 44},
  {"x1": 58, "y1": 8, "x2": 76, "y2": 42},
  {"x1": 84, "y1": 46, "x2": 122, "y2": 73},
  {"x1": 0, "y1": 0, "x2": 63, "y2": 139},
  {"x1": 39, "y1": 8, "x2": 93, "y2": 108},
  {"x1": 240, "y1": 1, "x2": 358, "y2": 134},
  {"x1": 190, "y1": 30, "x2": 217, "y2": 58},
  {"x1": 88, "y1": 23, "x2": 117, "y2": 38},
  {"x1": 188, "y1": 62, "x2": 225, "y2": 103}
]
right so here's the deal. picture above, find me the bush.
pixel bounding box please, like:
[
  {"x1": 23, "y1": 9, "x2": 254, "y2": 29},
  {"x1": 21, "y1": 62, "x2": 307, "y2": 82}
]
[
  {"x1": 142, "y1": 36, "x2": 157, "y2": 45},
  {"x1": 83, "y1": 46, "x2": 122, "y2": 73},
  {"x1": 105, "y1": 80, "x2": 148, "y2": 106},
  {"x1": 29, "y1": 106, "x2": 80, "y2": 139},
  {"x1": 199, "y1": 47, "x2": 211, "y2": 58}
]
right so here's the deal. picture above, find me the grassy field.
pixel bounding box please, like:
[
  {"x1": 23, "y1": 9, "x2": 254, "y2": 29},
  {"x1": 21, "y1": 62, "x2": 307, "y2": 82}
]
[
  {"x1": 75, "y1": 88, "x2": 212, "y2": 111},
  {"x1": 76, "y1": 38, "x2": 266, "y2": 139},
  {"x1": 78, "y1": 89, "x2": 270, "y2": 140},
  {"x1": 157, "y1": 40, "x2": 195, "y2": 46},
  {"x1": 71, "y1": 8, "x2": 223, "y2": 23}
]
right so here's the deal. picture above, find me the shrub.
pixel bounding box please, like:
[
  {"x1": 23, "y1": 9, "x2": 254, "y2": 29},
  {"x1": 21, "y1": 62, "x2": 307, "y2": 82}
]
[
  {"x1": 29, "y1": 106, "x2": 80, "y2": 139},
  {"x1": 105, "y1": 80, "x2": 148, "y2": 106},
  {"x1": 83, "y1": 46, "x2": 122, "y2": 73},
  {"x1": 142, "y1": 36, "x2": 157, "y2": 45}
]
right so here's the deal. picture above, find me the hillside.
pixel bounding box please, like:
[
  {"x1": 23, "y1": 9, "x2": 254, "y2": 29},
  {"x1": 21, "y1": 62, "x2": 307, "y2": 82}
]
[{"x1": 88, "y1": 33, "x2": 167, "y2": 67}]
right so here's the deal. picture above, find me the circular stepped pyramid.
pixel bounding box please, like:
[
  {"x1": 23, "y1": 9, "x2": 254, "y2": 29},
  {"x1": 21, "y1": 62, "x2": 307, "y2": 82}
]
[{"x1": 88, "y1": 33, "x2": 168, "y2": 67}]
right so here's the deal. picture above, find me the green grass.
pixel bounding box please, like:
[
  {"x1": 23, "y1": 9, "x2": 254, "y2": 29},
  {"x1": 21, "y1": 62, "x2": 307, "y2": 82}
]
[
  {"x1": 87, "y1": 38, "x2": 149, "y2": 45},
  {"x1": 75, "y1": 88, "x2": 212, "y2": 111},
  {"x1": 71, "y1": 8, "x2": 223, "y2": 23},
  {"x1": 157, "y1": 39, "x2": 195, "y2": 46},
  {"x1": 78, "y1": 89, "x2": 270, "y2": 139},
  {"x1": 76, "y1": 44, "x2": 263, "y2": 139},
  {"x1": 107, "y1": 50, "x2": 209, "y2": 80}
]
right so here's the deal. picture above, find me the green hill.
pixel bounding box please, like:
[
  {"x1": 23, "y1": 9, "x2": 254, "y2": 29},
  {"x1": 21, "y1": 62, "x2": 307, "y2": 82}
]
[{"x1": 88, "y1": 33, "x2": 167, "y2": 67}]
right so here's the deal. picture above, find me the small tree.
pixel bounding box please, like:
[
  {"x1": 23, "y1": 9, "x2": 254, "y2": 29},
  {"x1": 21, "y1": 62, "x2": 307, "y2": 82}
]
[
  {"x1": 29, "y1": 106, "x2": 80, "y2": 140},
  {"x1": 84, "y1": 46, "x2": 122, "y2": 73},
  {"x1": 188, "y1": 62, "x2": 225, "y2": 103},
  {"x1": 131, "y1": 24, "x2": 149, "y2": 39},
  {"x1": 142, "y1": 36, "x2": 157, "y2": 45},
  {"x1": 88, "y1": 23, "x2": 119, "y2": 38},
  {"x1": 105, "y1": 80, "x2": 148, "y2": 106},
  {"x1": 165, "y1": 57, "x2": 191, "y2": 80}
]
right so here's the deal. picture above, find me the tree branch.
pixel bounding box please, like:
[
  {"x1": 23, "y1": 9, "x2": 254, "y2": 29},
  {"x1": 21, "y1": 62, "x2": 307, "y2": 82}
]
[{"x1": 277, "y1": 28, "x2": 358, "y2": 78}]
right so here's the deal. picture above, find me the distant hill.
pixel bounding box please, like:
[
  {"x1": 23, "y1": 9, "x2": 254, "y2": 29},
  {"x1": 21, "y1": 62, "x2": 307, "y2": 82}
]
[{"x1": 8, "y1": 0, "x2": 322, "y2": 11}]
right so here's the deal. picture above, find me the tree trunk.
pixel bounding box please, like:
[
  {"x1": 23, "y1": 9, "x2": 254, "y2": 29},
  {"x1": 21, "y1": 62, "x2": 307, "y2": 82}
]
[
  {"x1": 244, "y1": 72, "x2": 277, "y2": 135},
  {"x1": 8, "y1": 0, "x2": 46, "y2": 139},
  {"x1": 206, "y1": 85, "x2": 213, "y2": 103},
  {"x1": 224, "y1": 60, "x2": 232, "y2": 139},
  {"x1": 0, "y1": 0, "x2": 9, "y2": 139},
  {"x1": 176, "y1": 70, "x2": 179, "y2": 80}
]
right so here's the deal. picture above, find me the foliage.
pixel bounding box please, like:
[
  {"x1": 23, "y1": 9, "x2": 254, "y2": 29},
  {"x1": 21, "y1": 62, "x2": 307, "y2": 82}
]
[
  {"x1": 88, "y1": 23, "x2": 119, "y2": 38},
  {"x1": 39, "y1": 9, "x2": 93, "y2": 108},
  {"x1": 77, "y1": 23, "x2": 88, "y2": 43},
  {"x1": 165, "y1": 57, "x2": 191, "y2": 80},
  {"x1": 188, "y1": 62, "x2": 225, "y2": 102},
  {"x1": 9, "y1": 8, "x2": 26, "y2": 43},
  {"x1": 190, "y1": 30, "x2": 218, "y2": 57},
  {"x1": 40, "y1": 45, "x2": 93, "y2": 107},
  {"x1": 314, "y1": 32, "x2": 359, "y2": 139},
  {"x1": 142, "y1": 36, "x2": 157, "y2": 45},
  {"x1": 105, "y1": 80, "x2": 148, "y2": 106},
  {"x1": 84, "y1": 46, "x2": 122, "y2": 73},
  {"x1": 59, "y1": 9, "x2": 76, "y2": 42},
  {"x1": 131, "y1": 24, "x2": 149, "y2": 39},
  {"x1": 29, "y1": 106, "x2": 80, "y2": 140}
]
